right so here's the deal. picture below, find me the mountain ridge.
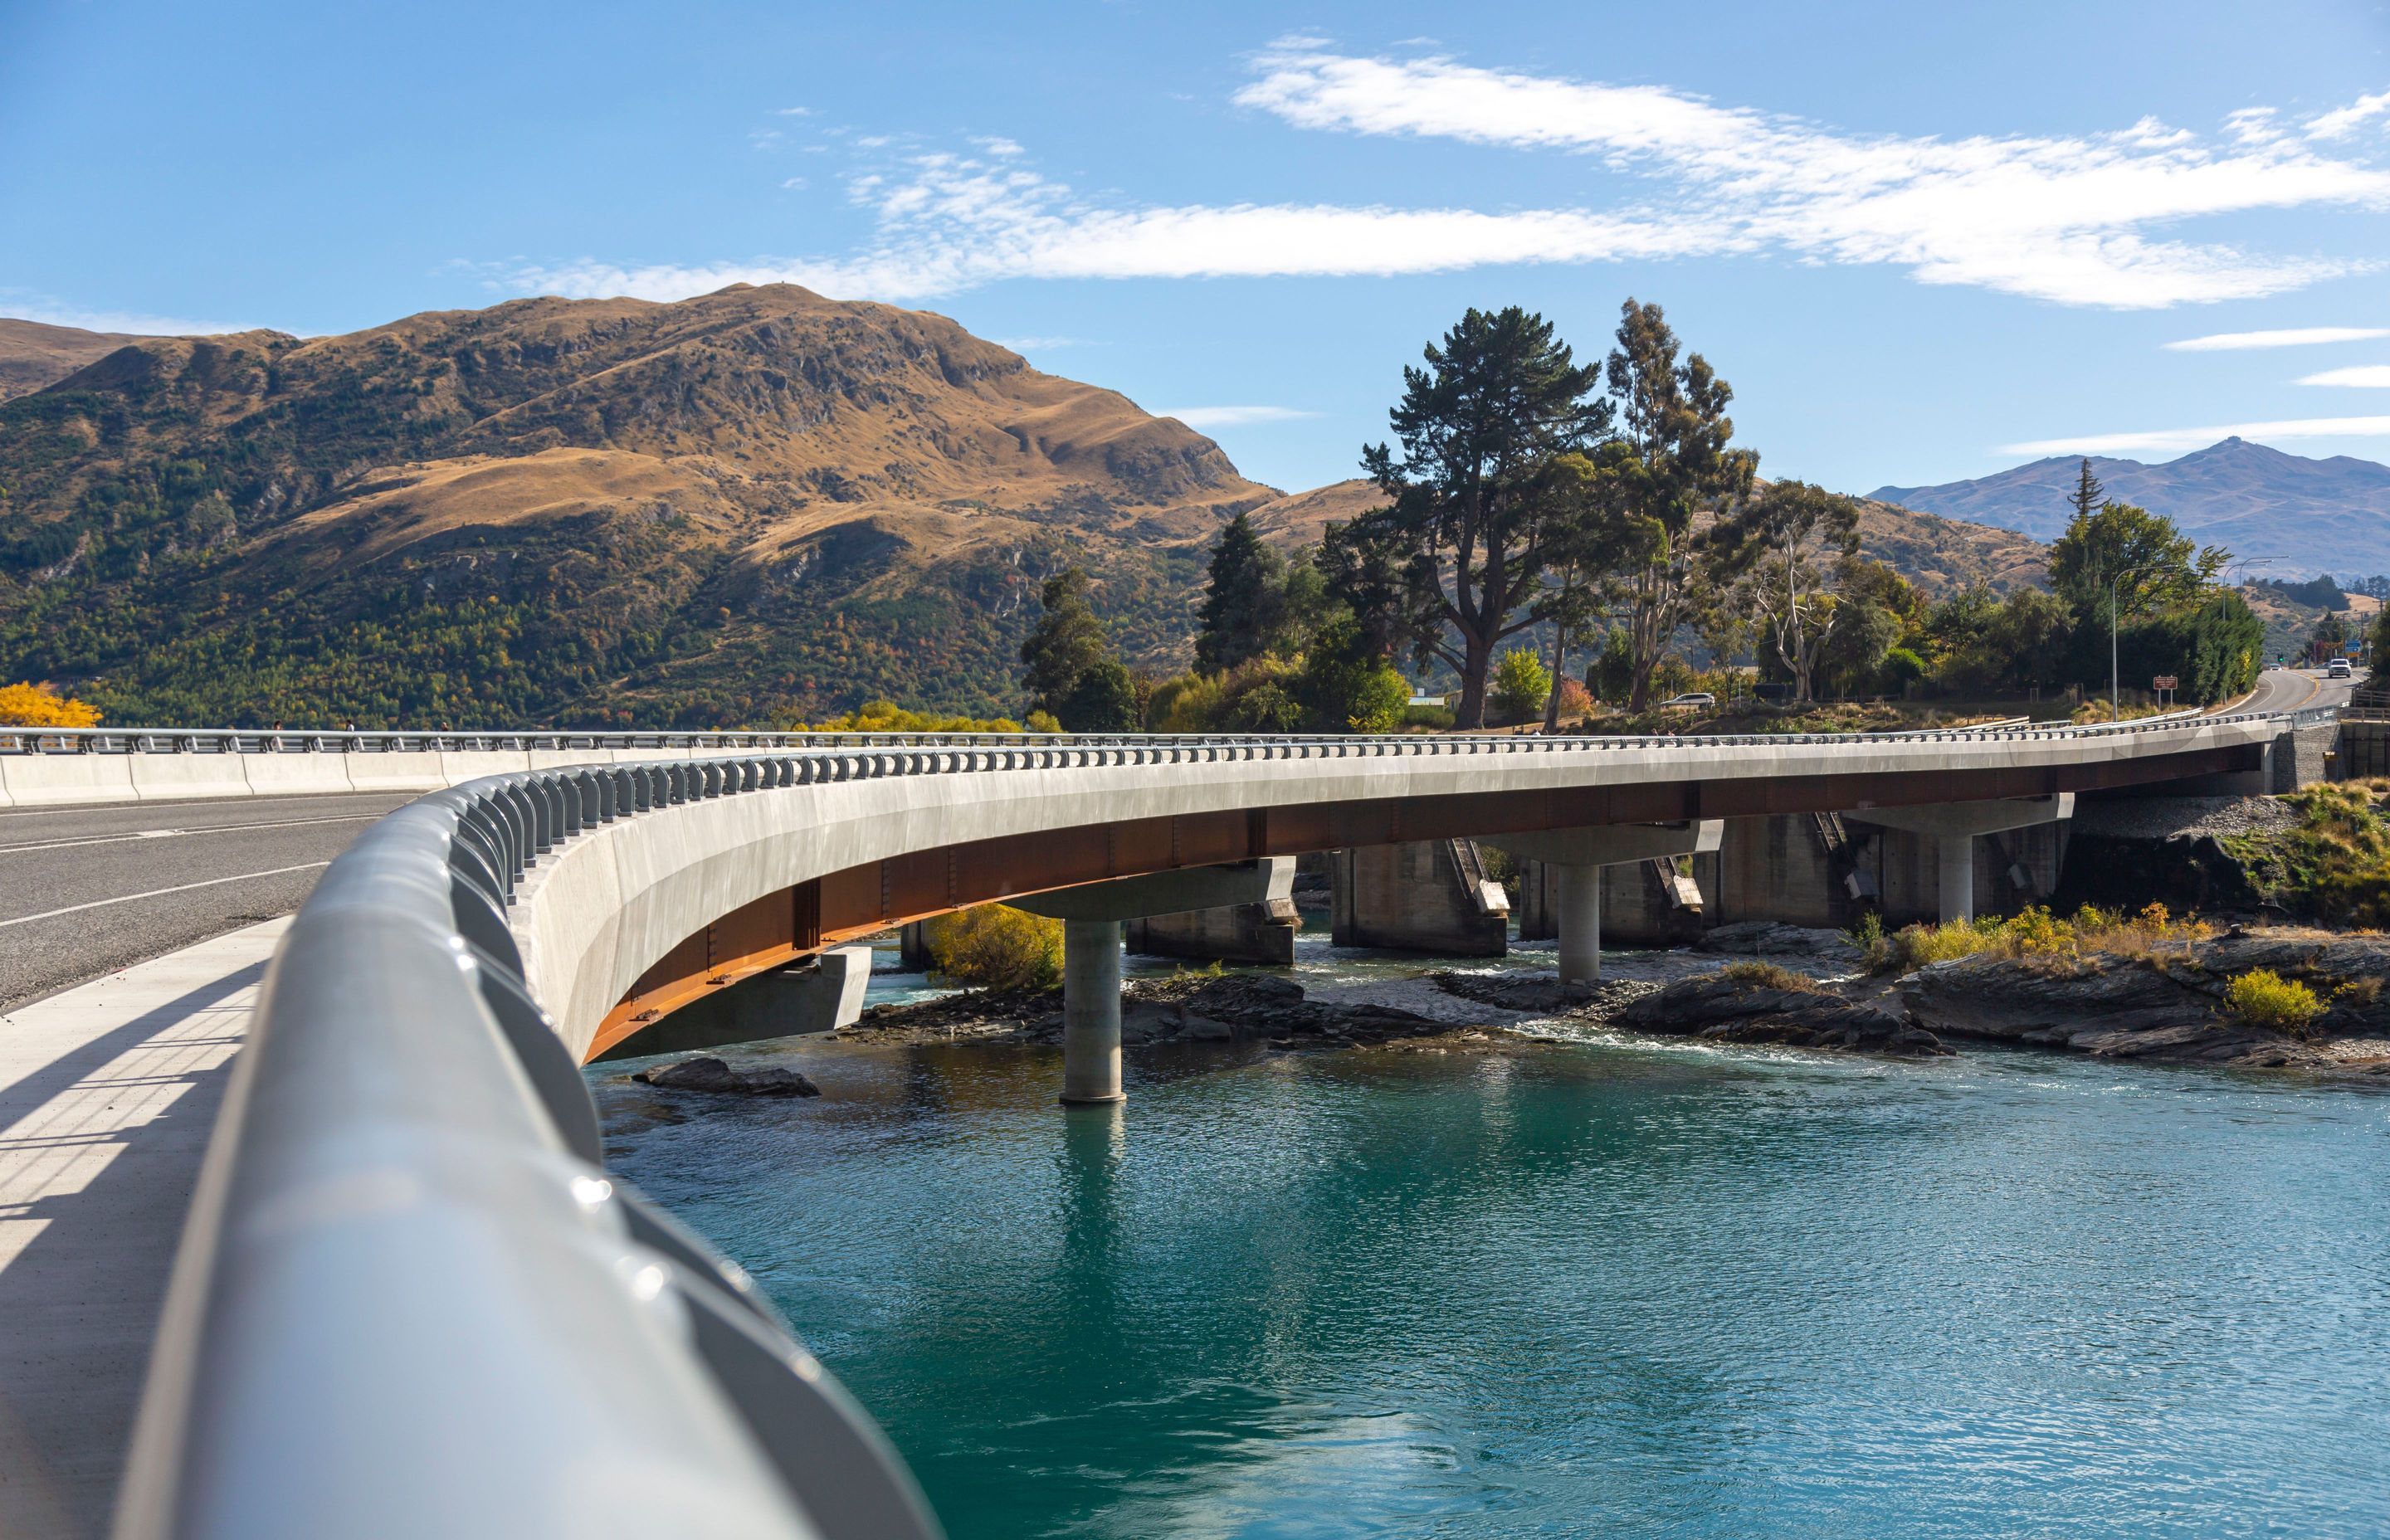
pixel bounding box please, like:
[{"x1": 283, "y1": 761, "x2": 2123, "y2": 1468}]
[
  {"x1": 1870, "y1": 437, "x2": 2390, "y2": 576},
  {"x1": 0, "y1": 287, "x2": 2062, "y2": 724}
]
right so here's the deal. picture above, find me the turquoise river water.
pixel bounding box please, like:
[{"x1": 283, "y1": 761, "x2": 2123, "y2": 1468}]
[{"x1": 595, "y1": 947, "x2": 2390, "y2": 1540}]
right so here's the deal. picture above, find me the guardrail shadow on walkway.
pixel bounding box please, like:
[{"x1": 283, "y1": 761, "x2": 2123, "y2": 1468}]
[{"x1": 0, "y1": 962, "x2": 261, "y2": 1540}]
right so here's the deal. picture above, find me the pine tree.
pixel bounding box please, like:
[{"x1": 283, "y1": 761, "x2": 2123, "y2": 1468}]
[
  {"x1": 2068, "y1": 457, "x2": 2105, "y2": 522},
  {"x1": 1019, "y1": 568, "x2": 1109, "y2": 714},
  {"x1": 1194, "y1": 512, "x2": 1285, "y2": 673},
  {"x1": 1345, "y1": 305, "x2": 1610, "y2": 728}
]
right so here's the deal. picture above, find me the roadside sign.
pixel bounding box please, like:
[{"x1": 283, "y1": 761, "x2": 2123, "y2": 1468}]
[{"x1": 2153, "y1": 675, "x2": 2178, "y2": 690}]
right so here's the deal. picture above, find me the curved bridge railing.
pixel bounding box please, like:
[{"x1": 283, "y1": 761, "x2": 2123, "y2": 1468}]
[{"x1": 115, "y1": 714, "x2": 2291, "y2": 1540}]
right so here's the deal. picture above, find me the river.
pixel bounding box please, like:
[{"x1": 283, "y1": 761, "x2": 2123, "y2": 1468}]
[{"x1": 594, "y1": 939, "x2": 2390, "y2": 1539}]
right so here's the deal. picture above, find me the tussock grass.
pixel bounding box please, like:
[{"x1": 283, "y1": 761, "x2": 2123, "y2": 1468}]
[
  {"x1": 1869, "y1": 903, "x2": 2212, "y2": 975},
  {"x1": 1719, "y1": 960, "x2": 1825, "y2": 993}
]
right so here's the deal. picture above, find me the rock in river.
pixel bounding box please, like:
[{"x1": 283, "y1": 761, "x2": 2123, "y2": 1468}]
[
  {"x1": 1616, "y1": 974, "x2": 1953, "y2": 1057},
  {"x1": 634, "y1": 1055, "x2": 822, "y2": 1097}
]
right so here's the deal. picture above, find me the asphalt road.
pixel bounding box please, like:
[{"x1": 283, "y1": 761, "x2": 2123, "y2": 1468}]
[
  {"x1": 2238, "y1": 665, "x2": 2354, "y2": 716},
  {"x1": 0, "y1": 790, "x2": 418, "y2": 1012}
]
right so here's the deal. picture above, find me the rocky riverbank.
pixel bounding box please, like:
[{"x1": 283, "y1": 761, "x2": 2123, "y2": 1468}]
[
  {"x1": 628, "y1": 920, "x2": 2390, "y2": 1098},
  {"x1": 1896, "y1": 931, "x2": 2390, "y2": 1070}
]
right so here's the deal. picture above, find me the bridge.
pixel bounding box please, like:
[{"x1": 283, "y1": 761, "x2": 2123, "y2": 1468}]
[{"x1": 0, "y1": 703, "x2": 2329, "y2": 1538}]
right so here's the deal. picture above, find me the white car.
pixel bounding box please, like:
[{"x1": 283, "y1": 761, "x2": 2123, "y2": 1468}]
[
  {"x1": 2329, "y1": 657, "x2": 2353, "y2": 679},
  {"x1": 1658, "y1": 692, "x2": 1717, "y2": 709}
]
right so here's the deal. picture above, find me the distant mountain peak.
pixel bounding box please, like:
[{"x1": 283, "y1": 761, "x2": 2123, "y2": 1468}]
[{"x1": 1869, "y1": 438, "x2": 2390, "y2": 578}]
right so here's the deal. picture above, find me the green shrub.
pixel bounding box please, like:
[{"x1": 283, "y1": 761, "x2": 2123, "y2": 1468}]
[
  {"x1": 1490, "y1": 649, "x2": 1554, "y2": 724},
  {"x1": 924, "y1": 904, "x2": 1065, "y2": 992},
  {"x1": 1402, "y1": 702, "x2": 1456, "y2": 730},
  {"x1": 2224, "y1": 968, "x2": 2323, "y2": 1035}
]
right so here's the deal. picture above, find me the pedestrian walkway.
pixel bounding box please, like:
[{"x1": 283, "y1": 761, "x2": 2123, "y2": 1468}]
[{"x1": 0, "y1": 921, "x2": 284, "y2": 1540}]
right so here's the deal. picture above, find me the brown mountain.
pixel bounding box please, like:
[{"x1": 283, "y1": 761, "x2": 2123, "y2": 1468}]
[
  {"x1": 0, "y1": 318, "x2": 142, "y2": 403},
  {"x1": 0, "y1": 284, "x2": 2056, "y2": 727},
  {"x1": 0, "y1": 285, "x2": 1271, "y2": 724}
]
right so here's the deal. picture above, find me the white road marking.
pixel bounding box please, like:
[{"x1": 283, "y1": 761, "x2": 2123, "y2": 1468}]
[
  {"x1": 0, "y1": 812, "x2": 381, "y2": 855},
  {"x1": 0, "y1": 863, "x2": 329, "y2": 930}
]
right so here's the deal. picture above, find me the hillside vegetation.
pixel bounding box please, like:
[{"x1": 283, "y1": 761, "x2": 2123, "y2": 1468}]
[{"x1": 0, "y1": 285, "x2": 1269, "y2": 726}]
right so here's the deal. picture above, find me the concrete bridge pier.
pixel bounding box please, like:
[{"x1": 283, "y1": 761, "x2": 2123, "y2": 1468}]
[
  {"x1": 1554, "y1": 864, "x2": 1603, "y2": 982},
  {"x1": 1846, "y1": 795, "x2": 2073, "y2": 924},
  {"x1": 1017, "y1": 859, "x2": 1296, "y2": 1105},
  {"x1": 1060, "y1": 919, "x2": 1126, "y2": 1104},
  {"x1": 1490, "y1": 822, "x2": 1722, "y2": 984}
]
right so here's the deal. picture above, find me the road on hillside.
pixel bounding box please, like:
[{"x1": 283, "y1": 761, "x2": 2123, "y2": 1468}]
[
  {"x1": 0, "y1": 790, "x2": 419, "y2": 1012},
  {"x1": 2236, "y1": 665, "x2": 2354, "y2": 717}
]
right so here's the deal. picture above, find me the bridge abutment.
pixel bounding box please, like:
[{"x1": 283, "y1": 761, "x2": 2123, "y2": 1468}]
[{"x1": 1329, "y1": 840, "x2": 1509, "y2": 955}]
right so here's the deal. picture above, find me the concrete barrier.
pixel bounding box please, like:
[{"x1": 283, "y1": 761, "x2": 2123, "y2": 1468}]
[
  {"x1": 124, "y1": 756, "x2": 255, "y2": 802},
  {"x1": 235, "y1": 755, "x2": 361, "y2": 797},
  {"x1": 344, "y1": 751, "x2": 453, "y2": 793},
  {"x1": 0, "y1": 753, "x2": 137, "y2": 807}
]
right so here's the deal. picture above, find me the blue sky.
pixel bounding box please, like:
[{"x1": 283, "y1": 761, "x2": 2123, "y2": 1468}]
[{"x1": 4, "y1": 0, "x2": 2388, "y2": 495}]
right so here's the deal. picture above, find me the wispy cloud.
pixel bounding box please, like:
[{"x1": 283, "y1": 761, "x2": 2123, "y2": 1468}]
[
  {"x1": 2299, "y1": 365, "x2": 2390, "y2": 387},
  {"x1": 991, "y1": 334, "x2": 1092, "y2": 350},
  {"x1": 1156, "y1": 405, "x2": 1318, "y2": 427},
  {"x1": 2308, "y1": 90, "x2": 2390, "y2": 142},
  {"x1": 2002, "y1": 415, "x2": 2390, "y2": 456},
  {"x1": 1233, "y1": 45, "x2": 2390, "y2": 308},
  {"x1": 2164, "y1": 325, "x2": 2390, "y2": 350},
  {"x1": 504, "y1": 51, "x2": 2390, "y2": 311},
  {"x1": 0, "y1": 291, "x2": 256, "y2": 335}
]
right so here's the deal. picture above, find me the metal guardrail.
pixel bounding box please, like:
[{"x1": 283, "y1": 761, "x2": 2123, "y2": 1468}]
[
  {"x1": 4, "y1": 710, "x2": 2291, "y2": 760},
  {"x1": 114, "y1": 711, "x2": 2298, "y2": 1540}
]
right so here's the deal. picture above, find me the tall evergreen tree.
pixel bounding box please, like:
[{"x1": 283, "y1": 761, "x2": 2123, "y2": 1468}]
[
  {"x1": 2068, "y1": 457, "x2": 2105, "y2": 523},
  {"x1": 1194, "y1": 511, "x2": 1285, "y2": 673},
  {"x1": 1602, "y1": 299, "x2": 1758, "y2": 709},
  {"x1": 1019, "y1": 567, "x2": 1128, "y2": 727},
  {"x1": 1344, "y1": 306, "x2": 1609, "y2": 728}
]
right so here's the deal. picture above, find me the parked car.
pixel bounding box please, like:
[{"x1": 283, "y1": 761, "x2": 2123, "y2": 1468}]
[
  {"x1": 1658, "y1": 692, "x2": 1717, "y2": 709},
  {"x1": 2329, "y1": 656, "x2": 2353, "y2": 679}
]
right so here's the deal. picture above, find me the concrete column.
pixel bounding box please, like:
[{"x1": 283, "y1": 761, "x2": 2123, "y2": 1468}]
[
  {"x1": 1060, "y1": 919, "x2": 1124, "y2": 1105},
  {"x1": 1937, "y1": 834, "x2": 1975, "y2": 924},
  {"x1": 1846, "y1": 796, "x2": 2070, "y2": 926},
  {"x1": 1556, "y1": 863, "x2": 1603, "y2": 983}
]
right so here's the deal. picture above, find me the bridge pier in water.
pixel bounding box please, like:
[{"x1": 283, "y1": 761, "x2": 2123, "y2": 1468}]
[
  {"x1": 1060, "y1": 919, "x2": 1127, "y2": 1104},
  {"x1": 1018, "y1": 860, "x2": 1296, "y2": 1104},
  {"x1": 1494, "y1": 822, "x2": 1723, "y2": 983}
]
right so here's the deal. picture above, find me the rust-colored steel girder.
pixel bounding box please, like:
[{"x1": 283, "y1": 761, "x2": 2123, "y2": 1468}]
[{"x1": 583, "y1": 741, "x2": 2256, "y2": 1060}]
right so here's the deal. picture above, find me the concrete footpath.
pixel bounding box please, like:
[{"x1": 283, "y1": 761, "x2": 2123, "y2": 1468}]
[{"x1": 0, "y1": 921, "x2": 282, "y2": 1540}]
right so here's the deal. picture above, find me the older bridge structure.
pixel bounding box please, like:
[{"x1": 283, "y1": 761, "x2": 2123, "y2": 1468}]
[{"x1": 0, "y1": 709, "x2": 2315, "y2": 1537}]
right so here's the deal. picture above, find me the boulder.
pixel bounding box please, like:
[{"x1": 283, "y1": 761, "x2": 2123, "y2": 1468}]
[
  {"x1": 1616, "y1": 974, "x2": 1951, "y2": 1056},
  {"x1": 1695, "y1": 921, "x2": 1864, "y2": 965},
  {"x1": 1895, "y1": 954, "x2": 2280, "y2": 1061},
  {"x1": 633, "y1": 1055, "x2": 822, "y2": 1097}
]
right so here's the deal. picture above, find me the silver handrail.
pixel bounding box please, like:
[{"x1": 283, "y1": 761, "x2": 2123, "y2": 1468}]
[
  {"x1": 117, "y1": 755, "x2": 945, "y2": 1540},
  {"x1": 113, "y1": 710, "x2": 2295, "y2": 1539}
]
